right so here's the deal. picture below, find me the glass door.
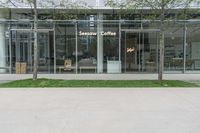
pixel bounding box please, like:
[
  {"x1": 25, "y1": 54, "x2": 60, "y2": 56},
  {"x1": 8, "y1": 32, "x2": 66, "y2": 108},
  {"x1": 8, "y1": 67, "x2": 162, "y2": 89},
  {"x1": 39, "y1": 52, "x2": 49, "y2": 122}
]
[
  {"x1": 37, "y1": 32, "x2": 50, "y2": 73},
  {"x1": 124, "y1": 32, "x2": 138, "y2": 72},
  {"x1": 11, "y1": 30, "x2": 33, "y2": 73},
  {"x1": 37, "y1": 31, "x2": 55, "y2": 73},
  {"x1": 121, "y1": 31, "x2": 159, "y2": 73},
  {"x1": 11, "y1": 30, "x2": 54, "y2": 74}
]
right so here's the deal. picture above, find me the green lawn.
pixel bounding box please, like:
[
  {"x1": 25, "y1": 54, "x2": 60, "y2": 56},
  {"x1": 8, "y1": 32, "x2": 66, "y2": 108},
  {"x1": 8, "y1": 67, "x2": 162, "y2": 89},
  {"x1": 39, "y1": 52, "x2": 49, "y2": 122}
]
[{"x1": 0, "y1": 79, "x2": 198, "y2": 87}]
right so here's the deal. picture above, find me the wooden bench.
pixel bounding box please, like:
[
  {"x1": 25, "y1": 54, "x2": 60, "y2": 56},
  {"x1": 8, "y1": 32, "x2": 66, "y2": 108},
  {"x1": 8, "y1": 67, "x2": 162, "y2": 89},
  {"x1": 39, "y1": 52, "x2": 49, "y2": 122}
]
[
  {"x1": 79, "y1": 66, "x2": 97, "y2": 73},
  {"x1": 58, "y1": 66, "x2": 76, "y2": 73}
]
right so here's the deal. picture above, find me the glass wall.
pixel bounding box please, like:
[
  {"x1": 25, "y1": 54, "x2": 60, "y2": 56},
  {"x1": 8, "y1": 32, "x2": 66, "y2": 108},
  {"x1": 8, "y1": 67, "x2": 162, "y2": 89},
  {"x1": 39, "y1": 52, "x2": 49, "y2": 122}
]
[
  {"x1": 11, "y1": 30, "x2": 33, "y2": 73},
  {"x1": 186, "y1": 23, "x2": 200, "y2": 72},
  {"x1": 1, "y1": 19, "x2": 200, "y2": 74},
  {"x1": 103, "y1": 22, "x2": 120, "y2": 73},
  {"x1": 144, "y1": 32, "x2": 159, "y2": 72},
  {"x1": 164, "y1": 23, "x2": 184, "y2": 72},
  {"x1": 37, "y1": 31, "x2": 54, "y2": 73},
  {"x1": 55, "y1": 22, "x2": 76, "y2": 74},
  {"x1": 8, "y1": 21, "x2": 54, "y2": 74},
  {"x1": 77, "y1": 20, "x2": 97, "y2": 73},
  {"x1": 121, "y1": 31, "x2": 159, "y2": 73}
]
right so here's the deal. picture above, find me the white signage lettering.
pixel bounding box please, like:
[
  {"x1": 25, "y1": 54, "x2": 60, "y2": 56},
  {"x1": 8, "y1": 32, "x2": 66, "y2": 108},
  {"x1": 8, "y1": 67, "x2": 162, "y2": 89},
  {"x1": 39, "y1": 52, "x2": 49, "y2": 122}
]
[
  {"x1": 100, "y1": 31, "x2": 116, "y2": 36},
  {"x1": 127, "y1": 48, "x2": 135, "y2": 53},
  {"x1": 79, "y1": 31, "x2": 116, "y2": 36},
  {"x1": 79, "y1": 31, "x2": 97, "y2": 36}
]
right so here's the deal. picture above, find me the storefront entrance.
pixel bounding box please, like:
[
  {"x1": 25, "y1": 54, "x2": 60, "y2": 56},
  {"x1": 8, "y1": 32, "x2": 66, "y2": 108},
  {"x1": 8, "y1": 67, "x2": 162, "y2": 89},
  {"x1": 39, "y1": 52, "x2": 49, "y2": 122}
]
[
  {"x1": 121, "y1": 29, "x2": 160, "y2": 73},
  {"x1": 10, "y1": 29, "x2": 54, "y2": 74}
]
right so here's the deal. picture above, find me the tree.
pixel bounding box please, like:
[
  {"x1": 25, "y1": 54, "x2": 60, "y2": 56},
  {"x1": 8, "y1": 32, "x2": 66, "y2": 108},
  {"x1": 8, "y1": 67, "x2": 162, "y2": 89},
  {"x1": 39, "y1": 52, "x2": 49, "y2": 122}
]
[
  {"x1": 0, "y1": 0, "x2": 38, "y2": 80},
  {"x1": 33, "y1": 0, "x2": 37, "y2": 80},
  {"x1": 106, "y1": 0, "x2": 200, "y2": 81},
  {"x1": 1, "y1": 0, "x2": 90, "y2": 80}
]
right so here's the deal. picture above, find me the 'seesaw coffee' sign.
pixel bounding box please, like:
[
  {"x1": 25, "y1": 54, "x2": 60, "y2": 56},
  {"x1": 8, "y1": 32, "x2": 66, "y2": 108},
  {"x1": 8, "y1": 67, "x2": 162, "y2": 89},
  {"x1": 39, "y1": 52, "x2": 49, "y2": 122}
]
[{"x1": 79, "y1": 31, "x2": 116, "y2": 36}]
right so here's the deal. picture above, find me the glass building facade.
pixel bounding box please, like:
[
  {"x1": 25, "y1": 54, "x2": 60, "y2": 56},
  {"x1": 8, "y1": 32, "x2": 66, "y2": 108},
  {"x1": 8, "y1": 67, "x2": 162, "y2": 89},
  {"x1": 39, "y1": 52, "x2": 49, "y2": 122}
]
[{"x1": 0, "y1": 6, "x2": 200, "y2": 74}]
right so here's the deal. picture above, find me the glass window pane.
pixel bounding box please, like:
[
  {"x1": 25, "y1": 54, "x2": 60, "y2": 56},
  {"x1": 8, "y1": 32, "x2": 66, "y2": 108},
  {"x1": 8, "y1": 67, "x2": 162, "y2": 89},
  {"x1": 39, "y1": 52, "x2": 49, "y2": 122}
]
[
  {"x1": 78, "y1": 21, "x2": 97, "y2": 73},
  {"x1": 164, "y1": 23, "x2": 184, "y2": 72},
  {"x1": 186, "y1": 23, "x2": 200, "y2": 71},
  {"x1": 56, "y1": 22, "x2": 76, "y2": 74}
]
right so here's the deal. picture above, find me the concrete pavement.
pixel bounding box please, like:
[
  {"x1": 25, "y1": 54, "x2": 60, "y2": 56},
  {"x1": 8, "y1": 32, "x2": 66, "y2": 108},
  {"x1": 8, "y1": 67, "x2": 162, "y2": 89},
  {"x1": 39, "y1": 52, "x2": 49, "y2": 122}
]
[
  {"x1": 1, "y1": 73, "x2": 200, "y2": 80},
  {"x1": 0, "y1": 88, "x2": 200, "y2": 133}
]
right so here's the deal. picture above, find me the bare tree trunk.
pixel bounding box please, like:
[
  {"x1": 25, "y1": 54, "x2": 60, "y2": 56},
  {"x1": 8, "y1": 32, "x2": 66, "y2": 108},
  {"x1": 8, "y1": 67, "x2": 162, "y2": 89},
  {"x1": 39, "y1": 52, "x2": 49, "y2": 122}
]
[
  {"x1": 33, "y1": 0, "x2": 38, "y2": 80},
  {"x1": 158, "y1": 1, "x2": 165, "y2": 81},
  {"x1": 158, "y1": 28, "x2": 164, "y2": 81}
]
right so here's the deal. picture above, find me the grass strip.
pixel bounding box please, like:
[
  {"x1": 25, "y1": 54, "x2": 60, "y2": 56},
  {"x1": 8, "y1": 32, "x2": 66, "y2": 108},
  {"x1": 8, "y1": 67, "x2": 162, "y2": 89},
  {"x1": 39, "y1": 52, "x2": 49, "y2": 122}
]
[{"x1": 0, "y1": 79, "x2": 198, "y2": 88}]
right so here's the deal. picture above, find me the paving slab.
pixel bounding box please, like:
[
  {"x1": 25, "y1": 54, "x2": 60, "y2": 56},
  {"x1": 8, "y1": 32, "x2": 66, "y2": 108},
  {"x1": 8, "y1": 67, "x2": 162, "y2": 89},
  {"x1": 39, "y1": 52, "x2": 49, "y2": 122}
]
[
  {"x1": 0, "y1": 88, "x2": 200, "y2": 133},
  {"x1": 1, "y1": 74, "x2": 200, "y2": 80}
]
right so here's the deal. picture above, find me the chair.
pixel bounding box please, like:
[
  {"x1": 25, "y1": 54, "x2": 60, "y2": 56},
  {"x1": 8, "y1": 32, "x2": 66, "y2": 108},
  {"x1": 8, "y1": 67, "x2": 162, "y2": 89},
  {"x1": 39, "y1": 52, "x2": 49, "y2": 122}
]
[
  {"x1": 172, "y1": 58, "x2": 183, "y2": 70},
  {"x1": 78, "y1": 58, "x2": 97, "y2": 73},
  {"x1": 58, "y1": 59, "x2": 76, "y2": 73},
  {"x1": 64, "y1": 59, "x2": 72, "y2": 70},
  {"x1": 186, "y1": 60, "x2": 194, "y2": 70}
]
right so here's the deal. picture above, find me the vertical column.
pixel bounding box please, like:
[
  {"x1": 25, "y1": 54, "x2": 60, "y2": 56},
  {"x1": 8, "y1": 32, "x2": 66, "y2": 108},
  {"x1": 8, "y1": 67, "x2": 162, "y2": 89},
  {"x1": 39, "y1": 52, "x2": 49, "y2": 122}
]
[
  {"x1": 156, "y1": 32, "x2": 159, "y2": 72},
  {"x1": 119, "y1": 19, "x2": 121, "y2": 73},
  {"x1": 138, "y1": 32, "x2": 141, "y2": 72},
  {"x1": 29, "y1": 30, "x2": 33, "y2": 72},
  {"x1": 0, "y1": 13, "x2": 6, "y2": 73},
  {"x1": 125, "y1": 32, "x2": 127, "y2": 73},
  {"x1": 75, "y1": 21, "x2": 78, "y2": 74},
  {"x1": 183, "y1": 23, "x2": 187, "y2": 73},
  {"x1": 119, "y1": 17, "x2": 121, "y2": 61},
  {"x1": 8, "y1": 8, "x2": 12, "y2": 74},
  {"x1": 53, "y1": 23, "x2": 56, "y2": 74},
  {"x1": 97, "y1": 14, "x2": 103, "y2": 73}
]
